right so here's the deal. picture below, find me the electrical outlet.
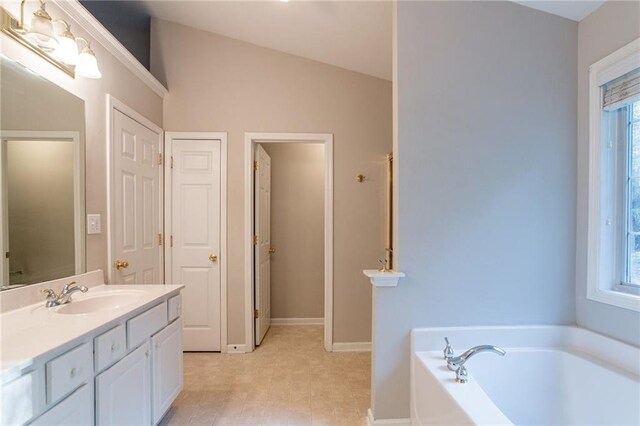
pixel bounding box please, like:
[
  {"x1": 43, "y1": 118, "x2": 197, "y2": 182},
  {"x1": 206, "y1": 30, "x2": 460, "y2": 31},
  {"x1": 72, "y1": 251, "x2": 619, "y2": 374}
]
[{"x1": 87, "y1": 214, "x2": 101, "y2": 235}]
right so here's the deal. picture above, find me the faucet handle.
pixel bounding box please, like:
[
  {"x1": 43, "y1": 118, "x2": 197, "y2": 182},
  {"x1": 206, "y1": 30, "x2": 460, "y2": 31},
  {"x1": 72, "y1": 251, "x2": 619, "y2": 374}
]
[
  {"x1": 455, "y1": 365, "x2": 468, "y2": 383},
  {"x1": 62, "y1": 281, "x2": 77, "y2": 293},
  {"x1": 41, "y1": 288, "x2": 58, "y2": 301},
  {"x1": 443, "y1": 337, "x2": 454, "y2": 360}
]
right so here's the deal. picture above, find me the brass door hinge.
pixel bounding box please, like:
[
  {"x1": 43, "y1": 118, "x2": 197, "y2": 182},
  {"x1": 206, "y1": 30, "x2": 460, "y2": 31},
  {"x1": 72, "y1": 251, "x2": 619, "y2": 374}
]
[
  {"x1": 158, "y1": 233, "x2": 163, "y2": 246},
  {"x1": 253, "y1": 235, "x2": 258, "y2": 245},
  {"x1": 170, "y1": 235, "x2": 173, "y2": 247},
  {"x1": 170, "y1": 156, "x2": 174, "y2": 169},
  {"x1": 5, "y1": 251, "x2": 9, "y2": 259},
  {"x1": 253, "y1": 160, "x2": 259, "y2": 171},
  {"x1": 254, "y1": 309, "x2": 259, "y2": 319},
  {"x1": 158, "y1": 153, "x2": 163, "y2": 166}
]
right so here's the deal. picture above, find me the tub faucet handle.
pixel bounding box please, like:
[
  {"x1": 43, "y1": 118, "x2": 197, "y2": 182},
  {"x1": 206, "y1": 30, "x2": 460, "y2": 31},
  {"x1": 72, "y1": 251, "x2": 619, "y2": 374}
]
[
  {"x1": 443, "y1": 337, "x2": 454, "y2": 360},
  {"x1": 455, "y1": 365, "x2": 468, "y2": 383}
]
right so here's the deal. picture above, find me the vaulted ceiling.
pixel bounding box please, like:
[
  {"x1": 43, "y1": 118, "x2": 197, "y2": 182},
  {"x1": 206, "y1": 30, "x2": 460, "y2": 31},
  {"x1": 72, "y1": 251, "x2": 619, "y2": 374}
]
[{"x1": 81, "y1": 0, "x2": 608, "y2": 82}]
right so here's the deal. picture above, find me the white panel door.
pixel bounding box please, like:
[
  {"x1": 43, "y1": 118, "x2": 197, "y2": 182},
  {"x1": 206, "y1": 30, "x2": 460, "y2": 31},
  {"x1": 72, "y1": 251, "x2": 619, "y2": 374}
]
[
  {"x1": 171, "y1": 139, "x2": 221, "y2": 351},
  {"x1": 152, "y1": 319, "x2": 183, "y2": 424},
  {"x1": 95, "y1": 342, "x2": 151, "y2": 426},
  {"x1": 112, "y1": 109, "x2": 162, "y2": 284},
  {"x1": 254, "y1": 145, "x2": 271, "y2": 345}
]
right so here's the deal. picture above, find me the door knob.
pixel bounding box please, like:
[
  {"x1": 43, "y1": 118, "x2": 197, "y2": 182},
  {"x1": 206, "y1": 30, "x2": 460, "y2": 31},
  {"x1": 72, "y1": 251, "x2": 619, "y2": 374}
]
[
  {"x1": 114, "y1": 260, "x2": 129, "y2": 270},
  {"x1": 209, "y1": 254, "x2": 218, "y2": 262},
  {"x1": 269, "y1": 247, "x2": 276, "y2": 254}
]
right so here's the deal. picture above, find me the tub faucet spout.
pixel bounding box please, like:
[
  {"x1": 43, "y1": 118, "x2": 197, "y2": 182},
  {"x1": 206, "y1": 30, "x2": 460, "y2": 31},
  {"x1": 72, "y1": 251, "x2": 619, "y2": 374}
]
[{"x1": 447, "y1": 345, "x2": 505, "y2": 369}]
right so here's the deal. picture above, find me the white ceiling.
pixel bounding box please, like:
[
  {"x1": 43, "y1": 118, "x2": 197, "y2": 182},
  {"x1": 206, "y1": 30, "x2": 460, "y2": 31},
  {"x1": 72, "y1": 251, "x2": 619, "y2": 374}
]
[
  {"x1": 139, "y1": 0, "x2": 393, "y2": 80},
  {"x1": 512, "y1": 0, "x2": 606, "y2": 21},
  {"x1": 139, "y1": 0, "x2": 606, "y2": 82}
]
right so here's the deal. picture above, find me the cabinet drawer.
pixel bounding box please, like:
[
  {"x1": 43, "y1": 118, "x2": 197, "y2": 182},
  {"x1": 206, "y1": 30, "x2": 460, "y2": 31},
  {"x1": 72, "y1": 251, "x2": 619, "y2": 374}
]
[
  {"x1": 127, "y1": 302, "x2": 167, "y2": 349},
  {"x1": 46, "y1": 343, "x2": 92, "y2": 404},
  {"x1": 168, "y1": 294, "x2": 182, "y2": 322},
  {"x1": 31, "y1": 384, "x2": 92, "y2": 426},
  {"x1": 94, "y1": 324, "x2": 126, "y2": 373}
]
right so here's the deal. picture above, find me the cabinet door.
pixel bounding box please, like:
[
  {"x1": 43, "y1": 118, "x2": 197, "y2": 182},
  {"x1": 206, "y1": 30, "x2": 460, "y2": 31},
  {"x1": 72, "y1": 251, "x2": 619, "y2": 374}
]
[
  {"x1": 152, "y1": 319, "x2": 183, "y2": 424},
  {"x1": 31, "y1": 384, "x2": 92, "y2": 426},
  {"x1": 96, "y1": 342, "x2": 151, "y2": 426}
]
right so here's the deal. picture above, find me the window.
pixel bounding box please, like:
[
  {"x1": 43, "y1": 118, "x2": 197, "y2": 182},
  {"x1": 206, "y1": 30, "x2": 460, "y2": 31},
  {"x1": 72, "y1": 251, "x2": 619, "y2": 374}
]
[
  {"x1": 624, "y1": 102, "x2": 640, "y2": 289},
  {"x1": 587, "y1": 38, "x2": 640, "y2": 311}
]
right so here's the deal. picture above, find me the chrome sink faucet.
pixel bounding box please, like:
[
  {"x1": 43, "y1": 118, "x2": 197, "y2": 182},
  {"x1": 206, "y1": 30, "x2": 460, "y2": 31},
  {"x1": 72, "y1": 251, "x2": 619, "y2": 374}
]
[
  {"x1": 443, "y1": 337, "x2": 506, "y2": 383},
  {"x1": 42, "y1": 281, "x2": 88, "y2": 307}
]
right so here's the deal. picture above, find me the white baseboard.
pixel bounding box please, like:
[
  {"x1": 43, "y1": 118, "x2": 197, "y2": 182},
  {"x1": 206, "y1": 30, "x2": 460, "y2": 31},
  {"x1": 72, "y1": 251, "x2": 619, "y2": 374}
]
[
  {"x1": 226, "y1": 344, "x2": 249, "y2": 354},
  {"x1": 367, "y1": 409, "x2": 411, "y2": 426},
  {"x1": 332, "y1": 341, "x2": 372, "y2": 352},
  {"x1": 271, "y1": 317, "x2": 324, "y2": 326}
]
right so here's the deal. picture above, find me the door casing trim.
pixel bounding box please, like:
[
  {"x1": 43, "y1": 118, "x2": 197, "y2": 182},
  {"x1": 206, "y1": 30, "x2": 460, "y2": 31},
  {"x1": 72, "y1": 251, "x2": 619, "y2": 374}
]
[
  {"x1": 164, "y1": 131, "x2": 228, "y2": 352},
  {"x1": 244, "y1": 132, "x2": 334, "y2": 352}
]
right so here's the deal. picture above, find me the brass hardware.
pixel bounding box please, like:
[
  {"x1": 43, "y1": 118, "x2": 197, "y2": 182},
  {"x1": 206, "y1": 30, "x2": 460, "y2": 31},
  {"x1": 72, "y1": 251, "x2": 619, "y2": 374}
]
[
  {"x1": 114, "y1": 260, "x2": 129, "y2": 270},
  {"x1": 0, "y1": 6, "x2": 75, "y2": 77},
  {"x1": 5, "y1": 251, "x2": 9, "y2": 259},
  {"x1": 170, "y1": 156, "x2": 174, "y2": 169},
  {"x1": 386, "y1": 152, "x2": 394, "y2": 269},
  {"x1": 170, "y1": 235, "x2": 173, "y2": 247},
  {"x1": 209, "y1": 254, "x2": 218, "y2": 262},
  {"x1": 254, "y1": 309, "x2": 259, "y2": 319},
  {"x1": 356, "y1": 174, "x2": 366, "y2": 183},
  {"x1": 253, "y1": 235, "x2": 258, "y2": 245},
  {"x1": 158, "y1": 153, "x2": 163, "y2": 166},
  {"x1": 269, "y1": 247, "x2": 276, "y2": 254},
  {"x1": 254, "y1": 160, "x2": 259, "y2": 171},
  {"x1": 158, "y1": 233, "x2": 163, "y2": 246},
  {"x1": 378, "y1": 259, "x2": 390, "y2": 272}
]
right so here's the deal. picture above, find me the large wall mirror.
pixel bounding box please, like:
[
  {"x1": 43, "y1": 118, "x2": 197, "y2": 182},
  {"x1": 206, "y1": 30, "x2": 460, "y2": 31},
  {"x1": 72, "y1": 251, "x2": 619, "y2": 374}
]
[{"x1": 0, "y1": 56, "x2": 86, "y2": 290}]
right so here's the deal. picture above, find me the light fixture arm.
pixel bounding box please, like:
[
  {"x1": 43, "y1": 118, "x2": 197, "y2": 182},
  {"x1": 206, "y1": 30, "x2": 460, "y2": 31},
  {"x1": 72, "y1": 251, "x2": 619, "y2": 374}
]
[
  {"x1": 18, "y1": 0, "x2": 46, "y2": 30},
  {"x1": 75, "y1": 36, "x2": 90, "y2": 49}
]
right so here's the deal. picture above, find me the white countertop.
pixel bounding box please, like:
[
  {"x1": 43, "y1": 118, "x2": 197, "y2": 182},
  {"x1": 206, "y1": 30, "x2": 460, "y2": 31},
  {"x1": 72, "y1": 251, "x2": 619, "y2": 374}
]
[{"x1": 0, "y1": 284, "x2": 183, "y2": 380}]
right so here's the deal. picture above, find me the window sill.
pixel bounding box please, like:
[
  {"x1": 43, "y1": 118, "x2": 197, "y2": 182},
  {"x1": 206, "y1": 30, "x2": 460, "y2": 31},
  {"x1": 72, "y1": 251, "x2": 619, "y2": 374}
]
[{"x1": 587, "y1": 287, "x2": 640, "y2": 312}]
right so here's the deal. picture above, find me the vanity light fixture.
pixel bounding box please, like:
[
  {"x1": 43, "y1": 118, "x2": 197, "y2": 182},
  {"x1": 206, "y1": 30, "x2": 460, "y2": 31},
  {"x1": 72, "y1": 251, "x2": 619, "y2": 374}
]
[
  {"x1": 1, "y1": 0, "x2": 102, "y2": 79},
  {"x1": 75, "y1": 39, "x2": 101, "y2": 79},
  {"x1": 52, "y1": 21, "x2": 77, "y2": 65},
  {"x1": 24, "y1": 0, "x2": 57, "y2": 50}
]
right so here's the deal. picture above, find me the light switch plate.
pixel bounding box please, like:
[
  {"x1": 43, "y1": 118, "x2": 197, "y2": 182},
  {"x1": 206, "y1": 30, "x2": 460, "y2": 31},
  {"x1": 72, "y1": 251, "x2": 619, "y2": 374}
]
[{"x1": 87, "y1": 214, "x2": 101, "y2": 234}]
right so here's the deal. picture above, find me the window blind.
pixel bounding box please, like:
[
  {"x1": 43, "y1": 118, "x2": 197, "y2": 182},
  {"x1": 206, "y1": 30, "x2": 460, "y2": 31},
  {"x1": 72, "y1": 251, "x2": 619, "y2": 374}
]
[{"x1": 603, "y1": 67, "x2": 640, "y2": 111}]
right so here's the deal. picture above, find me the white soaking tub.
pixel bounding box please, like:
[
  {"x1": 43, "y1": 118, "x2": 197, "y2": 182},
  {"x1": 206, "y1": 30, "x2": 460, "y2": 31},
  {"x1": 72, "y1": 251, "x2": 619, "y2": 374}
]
[{"x1": 410, "y1": 326, "x2": 640, "y2": 425}]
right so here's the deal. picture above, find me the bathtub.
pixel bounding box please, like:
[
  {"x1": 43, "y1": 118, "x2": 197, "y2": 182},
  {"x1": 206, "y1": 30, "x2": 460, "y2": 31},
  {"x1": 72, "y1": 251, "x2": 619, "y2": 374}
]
[{"x1": 410, "y1": 326, "x2": 640, "y2": 425}]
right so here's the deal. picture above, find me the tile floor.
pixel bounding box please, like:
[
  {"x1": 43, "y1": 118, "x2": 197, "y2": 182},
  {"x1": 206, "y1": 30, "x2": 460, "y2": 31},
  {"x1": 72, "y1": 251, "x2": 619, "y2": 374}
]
[{"x1": 160, "y1": 325, "x2": 371, "y2": 426}]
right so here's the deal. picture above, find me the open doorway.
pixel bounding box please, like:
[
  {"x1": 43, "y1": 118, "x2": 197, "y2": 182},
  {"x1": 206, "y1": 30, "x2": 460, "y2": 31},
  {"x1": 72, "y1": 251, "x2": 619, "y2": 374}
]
[{"x1": 245, "y1": 133, "x2": 334, "y2": 351}]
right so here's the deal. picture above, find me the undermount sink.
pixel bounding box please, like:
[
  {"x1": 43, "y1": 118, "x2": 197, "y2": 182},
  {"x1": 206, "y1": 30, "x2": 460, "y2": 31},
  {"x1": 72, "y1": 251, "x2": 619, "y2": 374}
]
[{"x1": 53, "y1": 290, "x2": 145, "y2": 315}]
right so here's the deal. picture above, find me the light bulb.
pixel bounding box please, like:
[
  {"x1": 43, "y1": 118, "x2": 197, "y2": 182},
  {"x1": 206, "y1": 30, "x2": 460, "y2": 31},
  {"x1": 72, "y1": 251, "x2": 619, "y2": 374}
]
[
  {"x1": 53, "y1": 32, "x2": 78, "y2": 65},
  {"x1": 76, "y1": 46, "x2": 101, "y2": 79},
  {"x1": 25, "y1": 6, "x2": 58, "y2": 51}
]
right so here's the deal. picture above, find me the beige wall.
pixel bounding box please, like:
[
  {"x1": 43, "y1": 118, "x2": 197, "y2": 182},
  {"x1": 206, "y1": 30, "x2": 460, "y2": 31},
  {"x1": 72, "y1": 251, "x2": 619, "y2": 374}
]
[
  {"x1": 0, "y1": 1, "x2": 163, "y2": 282},
  {"x1": 262, "y1": 143, "x2": 324, "y2": 319},
  {"x1": 152, "y1": 19, "x2": 392, "y2": 345},
  {"x1": 576, "y1": 0, "x2": 640, "y2": 347}
]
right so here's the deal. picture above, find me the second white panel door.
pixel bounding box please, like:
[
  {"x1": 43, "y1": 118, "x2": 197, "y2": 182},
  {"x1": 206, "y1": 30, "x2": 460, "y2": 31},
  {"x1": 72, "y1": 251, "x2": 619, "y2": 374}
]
[{"x1": 171, "y1": 139, "x2": 221, "y2": 351}]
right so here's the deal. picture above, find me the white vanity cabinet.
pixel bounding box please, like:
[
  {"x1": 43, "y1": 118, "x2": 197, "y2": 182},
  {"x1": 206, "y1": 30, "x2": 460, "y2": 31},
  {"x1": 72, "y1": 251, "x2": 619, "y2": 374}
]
[
  {"x1": 152, "y1": 318, "x2": 183, "y2": 424},
  {"x1": 96, "y1": 343, "x2": 151, "y2": 426},
  {"x1": 31, "y1": 385, "x2": 93, "y2": 426},
  {"x1": 0, "y1": 286, "x2": 183, "y2": 426}
]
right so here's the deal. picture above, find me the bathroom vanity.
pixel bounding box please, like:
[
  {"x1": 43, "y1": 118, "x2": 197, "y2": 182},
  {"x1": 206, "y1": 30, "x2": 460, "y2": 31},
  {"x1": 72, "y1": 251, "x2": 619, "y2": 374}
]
[{"x1": 0, "y1": 274, "x2": 184, "y2": 425}]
